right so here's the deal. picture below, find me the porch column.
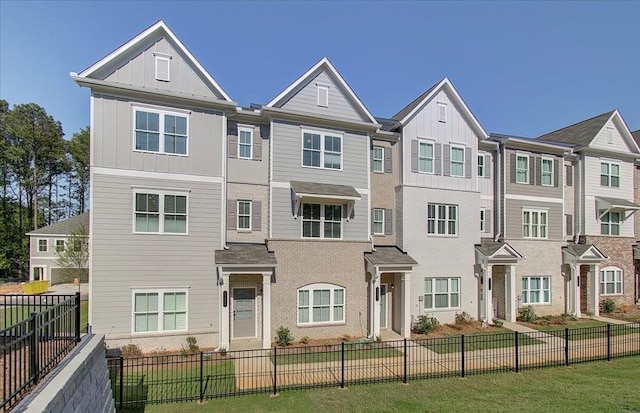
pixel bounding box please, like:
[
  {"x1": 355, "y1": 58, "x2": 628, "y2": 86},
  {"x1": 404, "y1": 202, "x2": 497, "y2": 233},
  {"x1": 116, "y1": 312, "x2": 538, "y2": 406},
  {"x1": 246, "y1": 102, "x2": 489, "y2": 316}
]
[
  {"x1": 485, "y1": 264, "x2": 494, "y2": 323},
  {"x1": 505, "y1": 264, "x2": 517, "y2": 322},
  {"x1": 401, "y1": 271, "x2": 412, "y2": 338},
  {"x1": 262, "y1": 273, "x2": 272, "y2": 349},
  {"x1": 590, "y1": 264, "x2": 600, "y2": 317},
  {"x1": 220, "y1": 273, "x2": 230, "y2": 350},
  {"x1": 371, "y1": 269, "x2": 381, "y2": 338},
  {"x1": 571, "y1": 264, "x2": 581, "y2": 318}
]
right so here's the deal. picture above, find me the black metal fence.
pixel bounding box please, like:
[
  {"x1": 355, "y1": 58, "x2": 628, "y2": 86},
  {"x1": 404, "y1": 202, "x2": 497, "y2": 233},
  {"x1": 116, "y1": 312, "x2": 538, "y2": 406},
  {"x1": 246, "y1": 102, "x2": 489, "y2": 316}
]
[
  {"x1": 107, "y1": 322, "x2": 640, "y2": 411},
  {"x1": 0, "y1": 293, "x2": 81, "y2": 411}
]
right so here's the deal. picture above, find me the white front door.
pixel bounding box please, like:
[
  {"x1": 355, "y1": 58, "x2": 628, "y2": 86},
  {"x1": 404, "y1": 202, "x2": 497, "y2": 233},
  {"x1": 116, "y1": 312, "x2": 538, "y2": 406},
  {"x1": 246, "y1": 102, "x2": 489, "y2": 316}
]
[
  {"x1": 380, "y1": 284, "x2": 389, "y2": 329},
  {"x1": 233, "y1": 288, "x2": 256, "y2": 338}
]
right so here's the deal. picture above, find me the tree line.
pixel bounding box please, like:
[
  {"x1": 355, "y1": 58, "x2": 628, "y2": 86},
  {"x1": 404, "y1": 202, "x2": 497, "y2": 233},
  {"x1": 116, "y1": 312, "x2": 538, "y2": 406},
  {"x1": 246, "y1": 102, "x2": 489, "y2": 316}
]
[{"x1": 0, "y1": 99, "x2": 89, "y2": 280}]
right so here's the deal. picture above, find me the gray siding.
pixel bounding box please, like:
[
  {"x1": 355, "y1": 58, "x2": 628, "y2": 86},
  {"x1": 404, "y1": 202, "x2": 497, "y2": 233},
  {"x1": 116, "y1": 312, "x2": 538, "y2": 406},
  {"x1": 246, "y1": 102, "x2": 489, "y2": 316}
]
[
  {"x1": 92, "y1": 94, "x2": 224, "y2": 176},
  {"x1": 271, "y1": 120, "x2": 368, "y2": 188},
  {"x1": 227, "y1": 183, "x2": 269, "y2": 243},
  {"x1": 227, "y1": 121, "x2": 269, "y2": 185},
  {"x1": 270, "y1": 186, "x2": 368, "y2": 241},
  {"x1": 505, "y1": 199, "x2": 563, "y2": 241},
  {"x1": 371, "y1": 139, "x2": 400, "y2": 246},
  {"x1": 91, "y1": 173, "x2": 221, "y2": 337},
  {"x1": 505, "y1": 149, "x2": 563, "y2": 198},
  {"x1": 102, "y1": 37, "x2": 220, "y2": 99},
  {"x1": 280, "y1": 71, "x2": 365, "y2": 122}
]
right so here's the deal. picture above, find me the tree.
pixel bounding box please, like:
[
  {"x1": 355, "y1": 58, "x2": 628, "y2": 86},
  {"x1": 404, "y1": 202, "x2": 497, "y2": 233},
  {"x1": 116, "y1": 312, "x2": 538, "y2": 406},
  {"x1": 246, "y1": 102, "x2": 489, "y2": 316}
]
[
  {"x1": 54, "y1": 225, "x2": 89, "y2": 290},
  {"x1": 67, "y1": 127, "x2": 90, "y2": 214}
]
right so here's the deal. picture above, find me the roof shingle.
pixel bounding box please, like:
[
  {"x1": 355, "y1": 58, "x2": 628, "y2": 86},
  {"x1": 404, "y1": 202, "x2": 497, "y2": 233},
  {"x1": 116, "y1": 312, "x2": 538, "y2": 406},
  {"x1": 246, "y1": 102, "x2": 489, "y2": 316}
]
[
  {"x1": 536, "y1": 110, "x2": 615, "y2": 147},
  {"x1": 28, "y1": 213, "x2": 89, "y2": 235},
  {"x1": 215, "y1": 243, "x2": 277, "y2": 266}
]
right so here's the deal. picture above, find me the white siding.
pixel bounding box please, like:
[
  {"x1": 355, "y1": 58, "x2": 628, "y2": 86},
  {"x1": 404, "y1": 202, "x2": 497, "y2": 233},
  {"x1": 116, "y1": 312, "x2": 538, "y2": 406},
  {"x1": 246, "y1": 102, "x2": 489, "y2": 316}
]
[{"x1": 591, "y1": 119, "x2": 635, "y2": 153}]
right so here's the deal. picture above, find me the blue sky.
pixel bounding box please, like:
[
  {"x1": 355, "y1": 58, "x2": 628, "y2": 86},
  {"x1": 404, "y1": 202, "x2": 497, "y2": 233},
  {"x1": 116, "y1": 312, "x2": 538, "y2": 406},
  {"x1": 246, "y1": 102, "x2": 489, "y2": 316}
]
[{"x1": 1, "y1": 1, "x2": 639, "y2": 139}]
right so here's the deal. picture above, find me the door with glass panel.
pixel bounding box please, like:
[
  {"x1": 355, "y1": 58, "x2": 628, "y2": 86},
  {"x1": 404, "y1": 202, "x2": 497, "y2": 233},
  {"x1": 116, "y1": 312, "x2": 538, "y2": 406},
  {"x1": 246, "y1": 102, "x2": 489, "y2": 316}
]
[{"x1": 233, "y1": 288, "x2": 256, "y2": 338}]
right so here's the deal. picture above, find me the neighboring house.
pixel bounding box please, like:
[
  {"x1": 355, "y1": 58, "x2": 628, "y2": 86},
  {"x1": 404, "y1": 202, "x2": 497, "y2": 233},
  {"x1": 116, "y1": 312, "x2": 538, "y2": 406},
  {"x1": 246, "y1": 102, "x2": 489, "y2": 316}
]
[
  {"x1": 538, "y1": 110, "x2": 640, "y2": 314},
  {"x1": 27, "y1": 213, "x2": 90, "y2": 284}
]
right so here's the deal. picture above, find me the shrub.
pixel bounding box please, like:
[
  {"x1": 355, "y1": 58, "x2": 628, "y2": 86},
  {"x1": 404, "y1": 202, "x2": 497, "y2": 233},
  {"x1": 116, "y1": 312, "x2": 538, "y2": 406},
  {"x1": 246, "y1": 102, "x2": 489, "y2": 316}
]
[
  {"x1": 374, "y1": 335, "x2": 382, "y2": 343},
  {"x1": 454, "y1": 312, "x2": 475, "y2": 327},
  {"x1": 218, "y1": 347, "x2": 227, "y2": 357},
  {"x1": 601, "y1": 298, "x2": 616, "y2": 314},
  {"x1": 121, "y1": 344, "x2": 142, "y2": 358},
  {"x1": 181, "y1": 336, "x2": 200, "y2": 355},
  {"x1": 299, "y1": 336, "x2": 310, "y2": 344},
  {"x1": 492, "y1": 319, "x2": 504, "y2": 328},
  {"x1": 275, "y1": 326, "x2": 293, "y2": 347},
  {"x1": 412, "y1": 315, "x2": 440, "y2": 334},
  {"x1": 518, "y1": 306, "x2": 537, "y2": 323}
]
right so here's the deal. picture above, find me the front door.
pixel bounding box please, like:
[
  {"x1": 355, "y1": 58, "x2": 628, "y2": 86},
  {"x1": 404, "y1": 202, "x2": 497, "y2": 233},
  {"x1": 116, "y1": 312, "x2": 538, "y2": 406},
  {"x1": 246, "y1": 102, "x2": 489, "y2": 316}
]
[
  {"x1": 233, "y1": 288, "x2": 255, "y2": 338},
  {"x1": 380, "y1": 284, "x2": 388, "y2": 329}
]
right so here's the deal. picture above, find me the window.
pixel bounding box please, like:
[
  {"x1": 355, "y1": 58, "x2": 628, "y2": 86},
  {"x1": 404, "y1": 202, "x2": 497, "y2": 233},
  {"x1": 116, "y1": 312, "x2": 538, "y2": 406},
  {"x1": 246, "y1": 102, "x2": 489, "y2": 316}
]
[
  {"x1": 523, "y1": 209, "x2": 547, "y2": 239},
  {"x1": 516, "y1": 154, "x2": 529, "y2": 184},
  {"x1": 419, "y1": 142, "x2": 434, "y2": 173},
  {"x1": 154, "y1": 54, "x2": 171, "y2": 81},
  {"x1": 297, "y1": 284, "x2": 345, "y2": 324},
  {"x1": 424, "y1": 278, "x2": 459, "y2": 309},
  {"x1": 317, "y1": 85, "x2": 329, "y2": 107},
  {"x1": 541, "y1": 158, "x2": 553, "y2": 186},
  {"x1": 600, "y1": 162, "x2": 620, "y2": 187},
  {"x1": 55, "y1": 239, "x2": 65, "y2": 252},
  {"x1": 600, "y1": 267, "x2": 623, "y2": 295},
  {"x1": 373, "y1": 208, "x2": 385, "y2": 235},
  {"x1": 302, "y1": 203, "x2": 342, "y2": 239},
  {"x1": 32, "y1": 267, "x2": 44, "y2": 281},
  {"x1": 478, "y1": 154, "x2": 485, "y2": 177},
  {"x1": 450, "y1": 146, "x2": 465, "y2": 177},
  {"x1": 522, "y1": 277, "x2": 550, "y2": 304},
  {"x1": 38, "y1": 239, "x2": 48, "y2": 252},
  {"x1": 372, "y1": 146, "x2": 384, "y2": 172},
  {"x1": 134, "y1": 108, "x2": 188, "y2": 155},
  {"x1": 437, "y1": 102, "x2": 447, "y2": 123},
  {"x1": 134, "y1": 191, "x2": 188, "y2": 234},
  {"x1": 427, "y1": 203, "x2": 458, "y2": 236},
  {"x1": 238, "y1": 127, "x2": 253, "y2": 159},
  {"x1": 237, "y1": 200, "x2": 252, "y2": 230},
  {"x1": 302, "y1": 131, "x2": 342, "y2": 170},
  {"x1": 133, "y1": 290, "x2": 187, "y2": 333},
  {"x1": 480, "y1": 209, "x2": 487, "y2": 233},
  {"x1": 600, "y1": 210, "x2": 620, "y2": 235}
]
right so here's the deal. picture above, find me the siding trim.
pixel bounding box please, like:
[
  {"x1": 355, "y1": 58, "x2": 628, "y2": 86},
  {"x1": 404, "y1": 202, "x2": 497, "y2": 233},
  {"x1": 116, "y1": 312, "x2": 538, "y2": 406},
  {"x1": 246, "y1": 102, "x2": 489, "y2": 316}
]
[
  {"x1": 93, "y1": 167, "x2": 224, "y2": 184},
  {"x1": 505, "y1": 193, "x2": 564, "y2": 204}
]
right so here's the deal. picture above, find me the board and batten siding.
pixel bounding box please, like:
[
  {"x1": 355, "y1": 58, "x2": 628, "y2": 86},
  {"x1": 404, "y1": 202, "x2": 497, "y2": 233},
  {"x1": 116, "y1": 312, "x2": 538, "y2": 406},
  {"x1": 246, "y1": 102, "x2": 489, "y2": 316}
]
[
  {"x1": 92, "y1": 94, "x2": 224, "y2": 176},
  {"x1": 590, "y1": 118, "x2": 636, "y2": 154},
  {"x1": 280, "y1": 71, "x2": 365, "y2": 122},
  {"x1": 227, "y1": 121, "x2": 269, "y2": 185},
  {"x1": 504, "y1": 199, "x2": 563, "y2": 241},
  {"x1": 102, "y1": 37, "x2": 221, "y2": 99},
  {"x1": 504, "y1": 149, "x2": 563, "y2": 198},
  {"x1": 402, "y1": 89, "x2": 479, "y2": 192},
  {"x1": 583, "y1": 155, "x2": 635, "y2": 236},
  {"x1": 270, "y1": 186, "x2": 368, "y2": 241},
  {"x1": 90, "y1": 173, "x2": 222, "y2": 336},
  {"x1": 271, "y1": 121, "x2": 368, "y2": 188},
  {"x1": 478, "y1": 151, "x2": 494, "y2": 198}
]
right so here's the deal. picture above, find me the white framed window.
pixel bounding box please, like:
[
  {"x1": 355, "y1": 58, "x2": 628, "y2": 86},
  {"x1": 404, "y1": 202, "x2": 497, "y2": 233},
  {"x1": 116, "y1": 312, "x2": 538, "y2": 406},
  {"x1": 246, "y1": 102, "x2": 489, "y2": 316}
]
[
  {"x1": 238, "y1": 127, "x2": 253, "y2": 159},
  {"x1": 478, "y1": 154, "x2": 485, "y2": 177},
  {"x1": 302, "y1": 131, "x2": 342, "y2": 170},
  {"x1": 37, "y1": 239, "x2": 48, "y2": 252},
  {"x1": 55, "y1": 239, "x2": 65, "y2": 252},
  {"x1": 32, "y1": 266, "x2": 45, "y2": 281},
  {"x1": 600, "y1": 267, "x2": 623, "y2": 295},
  {"x1": 372, "y1": 146, "x2": 384, "y2": 172},
  {"x1": 237, "y1": 200, "x2": 252, "y2": 230},
  {"x1": 450, "y1": 145, "x2": 465, "y2": 177},
  {"x1": 297, "y1": 283, "x2": 345, "y2": 324},
  {"x1": 302, "y1": 203, "x2": 342, "y2": 239},
  {"x1": 418, "y1": 141, "x2": 434, "y2": 173},
  {"x1": 523, "y1": 209, "x2": 547, "y2": 239},
  {"x1": 134, "y1": 107, "x2": 188, "y2": 156},
  {"x1": 132, "y1": 289, "x2": 188, "y2": 333},
  {"x1": 541, "y1": 157, "x2": 554, "y2": 186},
  {"x1": 427, "y1": 203, "x2": 458, "y2": 236},
  {"x1": 424, "y1": 278, "x2": 459, "y2": 309},
  {"x1": 437, "y1": 102, "x2": 447, "y2": 123},
  {"x1": 134, "y1": 190, "x2": 188, "y2": 234},
  {"x1": 516, "y1": 154, "x2": 529, "y2": 184},
  {"x1": 522, "y1": 277, "x2": 551, "y2": 304},
  {"x1": 154, "y1": 53, "x2": 171, "y2": 82},
  {"x1": 373, "y1": 208, "x2": 385, "y2": 235},
  {"x1": 480, "y1": 208, "x2": 486, "y2": 233},
  {"x1": 317, "y1": 84, "x2": 329, "y2": 107},
  {"x1": 600, "y1": 161, "x2": 620, "y2": 187},
  {"x1": 600, "y1": 210, "x2": 620, "y2": 235}
]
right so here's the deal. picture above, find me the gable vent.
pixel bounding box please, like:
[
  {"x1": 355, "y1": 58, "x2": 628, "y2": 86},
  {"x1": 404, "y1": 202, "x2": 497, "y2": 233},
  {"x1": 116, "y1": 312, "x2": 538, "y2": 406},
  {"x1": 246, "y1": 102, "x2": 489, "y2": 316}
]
[
  {"x1": 606, "y1": 127, "x2": 614, "y2": 144},
  {"x1": 154, "y1": 53, "x2": 172, "y2": 82},
  {"x1": 437, "y1": 102, "x2": 447, "y2": 123},
  {"x1": 317, "y1": 84, "x2": 329, "y2": 107}
]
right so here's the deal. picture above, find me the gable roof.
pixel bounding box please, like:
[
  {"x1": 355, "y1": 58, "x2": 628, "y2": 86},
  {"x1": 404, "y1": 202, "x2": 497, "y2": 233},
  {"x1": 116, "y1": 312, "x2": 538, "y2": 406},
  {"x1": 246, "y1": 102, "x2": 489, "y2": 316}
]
[
  {"x1": 391, "y1": 78, "x2": 488, "y2": 139},
  {"x1": 475, "y1": 240, "x2": 523, "y2": 261},
  {"x1": 536, "y1": 110, "x2": 615, "y2": 146},
  {"x1": 265, "y1": 57, "x2": 378, "y2": 124},
  {"x1": 632, "y1": 130, "x2": 640, "y2": 147},
  {"x1": 28, "y1": 213, "x2": 89, "y2": 236},
  {"x1": 76, "y1": 20, "x2": 232, "y2": 102}
]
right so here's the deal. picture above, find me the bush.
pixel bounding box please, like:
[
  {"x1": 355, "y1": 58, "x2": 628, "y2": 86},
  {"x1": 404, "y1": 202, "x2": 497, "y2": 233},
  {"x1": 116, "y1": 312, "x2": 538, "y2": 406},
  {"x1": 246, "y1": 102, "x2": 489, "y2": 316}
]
[
  {"x1": 518, "y1": 306, "x2": 537, "y2": 323},
  {"x1": 492, "y1": 319, "x2": 504, "y2": 328},
  {"x1": 218, "y1": 347, "x2": 227, "y2": 357},
  {"x1": 181, "y1": 336, "x2": 200, "y2": 355},
  {"x1": 601, "y1": 298, "x2": 616, "y2": 314},
  {"x1": 299, "y1": 336, "x2": 310, "y2": 344},
  {"x1": 275, "y1": 326, "x2": 293, "y2": 347},
  {"x1": 454, "y1": 312, "x2": 475, "y2": 327},
  {"x1": 412, "y1": 315, "x2": 440, "y2": 334},
  {"x1": 121, "y1": 344, "x2": 142, "y2": 358}
]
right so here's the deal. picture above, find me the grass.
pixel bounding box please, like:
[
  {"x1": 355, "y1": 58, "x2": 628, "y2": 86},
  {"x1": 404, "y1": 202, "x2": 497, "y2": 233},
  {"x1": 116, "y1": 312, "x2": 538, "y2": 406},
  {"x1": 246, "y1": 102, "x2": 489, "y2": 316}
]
[
  {"x1": 136, "y1": 356, "x2": 640, "y2": 413},
  {"x1": 416, "y1": 330, "x2": 543, "y2": 354},
  {"x1": 0, "y1": 299, "x2": 88, "y2": 330},
  {"x1": 272, "y1": 342, "x2": 402, "y2": 365},
  {"x1": 529, "y1": 320, "x2": 638, "y2": 340}
]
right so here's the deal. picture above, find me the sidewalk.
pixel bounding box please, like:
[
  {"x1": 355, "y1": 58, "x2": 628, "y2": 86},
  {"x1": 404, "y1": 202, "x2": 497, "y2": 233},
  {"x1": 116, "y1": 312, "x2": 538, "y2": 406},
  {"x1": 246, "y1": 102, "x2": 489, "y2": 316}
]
[{"x1": 45, "y1": 283, "x2": 89, "y2": 300}]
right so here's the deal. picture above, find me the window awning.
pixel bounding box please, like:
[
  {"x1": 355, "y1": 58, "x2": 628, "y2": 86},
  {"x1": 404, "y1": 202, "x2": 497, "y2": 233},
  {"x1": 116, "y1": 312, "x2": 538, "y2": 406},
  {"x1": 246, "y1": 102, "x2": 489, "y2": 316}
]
[
  {"x1": 290, "y1": 181, "x2": 361, "y2": 220},
  {"x1": 596, "y1": 196, "x2": 640, "y2": 219}
]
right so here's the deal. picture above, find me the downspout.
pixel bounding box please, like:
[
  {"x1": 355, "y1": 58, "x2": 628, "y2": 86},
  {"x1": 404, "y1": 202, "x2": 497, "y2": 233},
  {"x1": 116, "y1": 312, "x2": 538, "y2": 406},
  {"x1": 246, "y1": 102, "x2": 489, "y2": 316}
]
[
  {"x1": 574, "y1": 154, "x2": 582, "y2": 244},
  {"x1": 495, "y1": 141, "x2": 506, "y2": 242}
]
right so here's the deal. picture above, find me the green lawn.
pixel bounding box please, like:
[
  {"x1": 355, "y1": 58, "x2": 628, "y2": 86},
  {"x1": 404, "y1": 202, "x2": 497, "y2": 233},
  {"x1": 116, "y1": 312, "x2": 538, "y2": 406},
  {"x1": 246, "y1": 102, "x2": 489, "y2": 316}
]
[
  {"x1": 273, "y1": 342, "x2": 402, "y2": 365},
  {"x1": 417, "y1": 330, "x2": 544, "y2": 354},
  {"x1": 531, "y1": 321, "x2": 638, "y2": 340},
  {"x1": 0, "y1": 299, "x2": 88, "y2": 330},
  {"x1": 134, "y1": 356, "x2": 640, "y2": 413}
]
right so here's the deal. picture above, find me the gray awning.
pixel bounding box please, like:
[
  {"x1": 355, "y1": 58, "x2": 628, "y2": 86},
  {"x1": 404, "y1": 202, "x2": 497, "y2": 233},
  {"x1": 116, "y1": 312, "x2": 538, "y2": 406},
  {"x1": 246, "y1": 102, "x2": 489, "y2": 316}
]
[
  {"x1": 475, "y1": 240, "x2": 524, "y2": 262},
  {"x1": 562, "y1": 243, "x2": 607, "y2": 263},
  {"x1": 215, "y1": 243, "x2": 277, "y2": 267},
  {"x1": 290, "y1": 181, "x2": 361, "y2": 200},
  {"x1": 365, "y1": 246, "x2": 417, "y2": 267},
  {"x1": 596, "y1": 196, "x2": 640, "y2": 220}
]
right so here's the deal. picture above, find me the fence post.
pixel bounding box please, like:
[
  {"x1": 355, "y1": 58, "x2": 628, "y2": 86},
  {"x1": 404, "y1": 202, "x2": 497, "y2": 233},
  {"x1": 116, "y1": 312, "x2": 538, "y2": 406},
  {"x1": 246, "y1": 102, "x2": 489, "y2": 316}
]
[
  {"x1": 460, "y1": 335, "x2": 465, "y2": 378},
  {"x1": 565, "y1": 328, "x2": 569, "y2": 366},
  {"x1": 341, "y1": 342, "x2": 345, "y2": 388},
  {"x1": 403, "y1": 338, "x2": 407, "y2": 384},
  {"x1": 199, "y1": 351, "x2": 204, "y2": 402},
  {"x1": 273, "y1": 347, "x2": 277, "y2": 395},
  {"x1": 119, "y1": 356, "x2": 124, "y2": 410},
  {"x1": 514, "y1": 331, "x2": 519, "y2": 373},
  {"x1": 75, "y1": 292, "x2": 81, "y2": 343},
  {"x1": 606, "y1": 324, "x2": 611, "y2": 361},
  {"x1": 29, "y1": 312, "x2": 39, "y2": 384}
]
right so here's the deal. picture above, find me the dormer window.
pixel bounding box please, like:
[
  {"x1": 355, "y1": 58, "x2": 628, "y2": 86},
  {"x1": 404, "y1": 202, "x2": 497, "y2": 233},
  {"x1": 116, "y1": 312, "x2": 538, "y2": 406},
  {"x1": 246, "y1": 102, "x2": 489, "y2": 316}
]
[
  {"x1": 437, "y1": 102, "x2": 447, "y2": 123},
  {"x1": 317, "y1": 84, "x2": 329, "y2": 107},
  {"x1": 154, "y1": 53, "x2": 172, "y2": 82}
]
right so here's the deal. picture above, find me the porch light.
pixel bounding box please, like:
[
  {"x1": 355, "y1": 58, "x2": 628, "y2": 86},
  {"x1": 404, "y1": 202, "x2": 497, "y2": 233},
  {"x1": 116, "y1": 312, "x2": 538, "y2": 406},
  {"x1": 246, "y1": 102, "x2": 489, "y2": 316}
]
[
  {"x1": 376, "y1": 287, "x2": 380, "y2": 301},
  {"x1": 390, "y1": 283, "x2": 395, "y2": 289},
  {"x1": 223, "y1": 291, "x2": 228, "y2": 307}
]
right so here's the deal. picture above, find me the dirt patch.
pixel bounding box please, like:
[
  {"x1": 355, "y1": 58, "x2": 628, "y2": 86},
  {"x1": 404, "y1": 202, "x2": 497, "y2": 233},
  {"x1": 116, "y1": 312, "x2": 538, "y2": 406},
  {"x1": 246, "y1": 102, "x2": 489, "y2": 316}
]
[
  {"x1": 412, "y1": 321, "x2": 506, "y2": 339},
  {"x1": 603, "y1": 306, "x2": 640, "y2": 323},
  {"x1": 0, "y1": 283, "x2": 24, "y2": 294},
  {"x1": 519, "y1": 315, "x2": 602, "y2": 329}
]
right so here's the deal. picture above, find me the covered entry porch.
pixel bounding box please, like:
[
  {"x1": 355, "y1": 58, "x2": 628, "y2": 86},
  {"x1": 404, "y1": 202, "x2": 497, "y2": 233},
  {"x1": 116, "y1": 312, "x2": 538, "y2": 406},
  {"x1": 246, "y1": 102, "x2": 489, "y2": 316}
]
[{"x1": 562, "y1": 244, "x2": 607, "y2": 317}]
